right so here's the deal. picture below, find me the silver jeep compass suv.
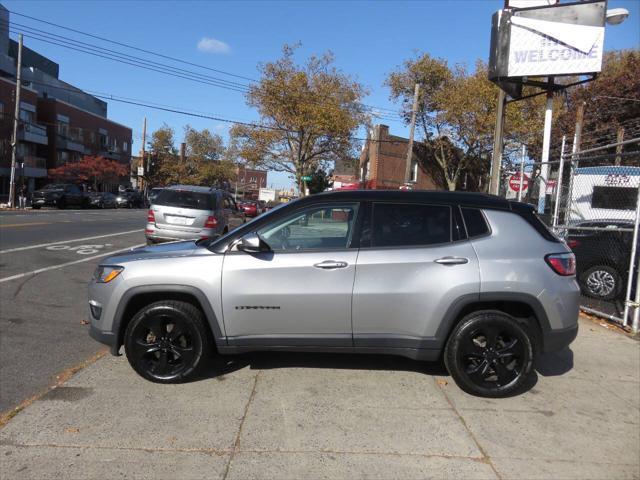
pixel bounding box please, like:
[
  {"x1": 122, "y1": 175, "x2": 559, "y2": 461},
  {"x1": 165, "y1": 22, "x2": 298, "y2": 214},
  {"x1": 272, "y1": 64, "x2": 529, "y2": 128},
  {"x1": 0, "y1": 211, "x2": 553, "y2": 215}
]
[{"x1": 89, "y1": 190, "x2": 579, "y2": 397}]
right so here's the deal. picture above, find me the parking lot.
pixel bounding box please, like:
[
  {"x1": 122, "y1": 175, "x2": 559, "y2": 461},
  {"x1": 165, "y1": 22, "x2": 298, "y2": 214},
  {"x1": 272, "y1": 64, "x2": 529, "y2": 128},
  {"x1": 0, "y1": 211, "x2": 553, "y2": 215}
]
[{"x1": 1, "y1": 319, "x2": 638, "y2": 479}]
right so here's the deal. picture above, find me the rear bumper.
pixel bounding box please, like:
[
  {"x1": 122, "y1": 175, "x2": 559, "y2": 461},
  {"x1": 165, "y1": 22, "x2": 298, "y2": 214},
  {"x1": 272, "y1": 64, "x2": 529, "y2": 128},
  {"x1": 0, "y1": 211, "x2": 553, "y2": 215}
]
[
  {"x1": 542, "y1": 323, "x2": 579, "y2": 353},
  {"x1": 145, "y1": 226, "x2": 221, "y2": 243}
]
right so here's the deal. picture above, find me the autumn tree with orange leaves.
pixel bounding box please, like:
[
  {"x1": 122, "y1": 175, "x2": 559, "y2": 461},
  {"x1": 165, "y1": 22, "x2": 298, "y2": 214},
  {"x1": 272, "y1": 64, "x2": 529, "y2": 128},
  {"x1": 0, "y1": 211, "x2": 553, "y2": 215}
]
[{"x1": 48, "y1": 155, "x2": 128, "y2": 190}]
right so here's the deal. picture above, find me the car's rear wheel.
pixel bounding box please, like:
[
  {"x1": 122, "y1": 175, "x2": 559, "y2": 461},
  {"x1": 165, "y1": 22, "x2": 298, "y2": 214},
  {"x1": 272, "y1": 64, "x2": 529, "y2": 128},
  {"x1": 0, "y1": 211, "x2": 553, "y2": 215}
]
[
  {"x1": 124, "y1": 300, "x2": 211, "y2": 383},
  {"x1": 444, "y1": 311, "x2": 534, "y2": 398},
  {"x1": 581, "y1": 265, "x2": 621, "y2": 300}
]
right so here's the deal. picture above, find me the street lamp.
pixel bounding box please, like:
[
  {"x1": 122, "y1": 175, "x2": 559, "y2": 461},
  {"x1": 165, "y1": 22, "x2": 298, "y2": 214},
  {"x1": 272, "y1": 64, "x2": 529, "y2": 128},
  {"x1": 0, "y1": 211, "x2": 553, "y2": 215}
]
[{"x1": 605, "y1": 8, "x2": 629, "y2": 25}]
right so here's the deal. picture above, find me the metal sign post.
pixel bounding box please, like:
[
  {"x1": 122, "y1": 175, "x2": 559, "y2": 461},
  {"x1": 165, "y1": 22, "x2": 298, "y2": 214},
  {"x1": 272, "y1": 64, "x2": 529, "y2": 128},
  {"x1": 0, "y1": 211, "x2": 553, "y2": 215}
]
[
  {"x1": 623, "y1": 182, "x2": 640, "y2": 330},
  {"x1": 552, "y1": 135, "x2": 566, "y2": 230},
  {"x1": 537, "y1": 88, "x2": 554, "y2": 214},
  {"x1": 518, "y1": 145, "x2": 526, "y2": 202}
]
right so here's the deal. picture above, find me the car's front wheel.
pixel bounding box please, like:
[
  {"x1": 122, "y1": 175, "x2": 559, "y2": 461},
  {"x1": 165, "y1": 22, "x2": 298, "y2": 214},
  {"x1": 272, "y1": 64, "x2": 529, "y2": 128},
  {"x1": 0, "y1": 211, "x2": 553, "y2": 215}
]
[
  {"x1": 444, "y1": 311, "x2": 534, "y2": 398},
  {"x1": 124, "y1": 300, "x2": 211, "y2": 383}
]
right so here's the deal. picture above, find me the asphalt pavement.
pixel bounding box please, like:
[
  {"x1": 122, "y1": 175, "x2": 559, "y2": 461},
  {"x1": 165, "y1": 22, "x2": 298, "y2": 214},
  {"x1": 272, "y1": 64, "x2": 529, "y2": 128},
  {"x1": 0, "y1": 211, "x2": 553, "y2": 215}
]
[{"x1": 0, "y1": 207, "x2": 147, "y2": 412}]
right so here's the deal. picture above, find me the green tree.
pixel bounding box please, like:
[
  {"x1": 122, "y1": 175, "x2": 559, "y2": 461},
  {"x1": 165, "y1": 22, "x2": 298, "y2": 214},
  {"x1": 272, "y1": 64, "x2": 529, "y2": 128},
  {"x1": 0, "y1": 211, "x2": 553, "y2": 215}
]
[
  {"x1": 230, "y1": 44, "x2": 368, "y2": 196},
  {"x1": 148, "y1": 124, "x2": 234, "y2": 187},
  {"x1": 307, "y1": 167, "x2": 330, "y2": 194}
]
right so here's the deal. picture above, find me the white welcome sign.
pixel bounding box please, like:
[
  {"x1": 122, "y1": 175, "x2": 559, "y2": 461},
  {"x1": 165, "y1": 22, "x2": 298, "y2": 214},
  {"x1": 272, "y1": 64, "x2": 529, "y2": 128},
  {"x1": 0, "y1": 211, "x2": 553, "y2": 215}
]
[{"x1": 507, "y1": 16, "x2": 604, "y2": 77}]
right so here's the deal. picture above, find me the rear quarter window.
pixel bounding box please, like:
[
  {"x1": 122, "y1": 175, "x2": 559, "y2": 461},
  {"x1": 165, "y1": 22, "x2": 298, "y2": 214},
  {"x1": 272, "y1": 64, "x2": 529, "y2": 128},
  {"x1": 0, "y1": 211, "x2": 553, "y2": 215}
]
[
  {"x1": 461, "y1": 208, "x2": 490, "y2": 238},
  {"x1": 372, "y1": 203, "x2": 451, "y2": 247},
  {"x1": 154, "y1": 190, "x2": 215, "y2": 211}
]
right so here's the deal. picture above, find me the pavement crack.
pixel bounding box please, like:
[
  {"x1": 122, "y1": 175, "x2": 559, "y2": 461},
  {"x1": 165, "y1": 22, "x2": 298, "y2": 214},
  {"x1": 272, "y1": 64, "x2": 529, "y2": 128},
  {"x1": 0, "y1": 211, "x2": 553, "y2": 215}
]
[
  {"x1": 434, "y1": 377, "x2": 502, "y2": 480},
  {"x1": 12, "y1": 273, "x2": 37, "y2": 299},
  {"x1": 222, "y1": 371, "x2": 260, "y2": 480}
]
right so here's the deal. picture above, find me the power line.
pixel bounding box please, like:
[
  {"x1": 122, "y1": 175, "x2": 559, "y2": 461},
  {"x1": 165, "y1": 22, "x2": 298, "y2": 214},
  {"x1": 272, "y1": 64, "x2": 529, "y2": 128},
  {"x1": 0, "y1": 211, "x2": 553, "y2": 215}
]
[
  {"x1": 8, "y1": 9, "x2": 257, "y2": 82},
  {"x1": 4, "y1": 27, "x2": 250, "y2": 94},
  {"x1": 4, "y1": 11, "x2": 406, "y2": 119},
  {"x1": 4, "y1": 21, "x2": 250, "y2": 91}
]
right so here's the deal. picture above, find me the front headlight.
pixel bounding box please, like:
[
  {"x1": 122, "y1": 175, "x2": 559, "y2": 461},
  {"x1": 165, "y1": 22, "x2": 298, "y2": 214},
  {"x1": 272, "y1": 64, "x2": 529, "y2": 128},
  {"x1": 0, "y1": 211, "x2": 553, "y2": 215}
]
[{"x1": 94, "y1": 265, "x2": 124, "y2": 283}]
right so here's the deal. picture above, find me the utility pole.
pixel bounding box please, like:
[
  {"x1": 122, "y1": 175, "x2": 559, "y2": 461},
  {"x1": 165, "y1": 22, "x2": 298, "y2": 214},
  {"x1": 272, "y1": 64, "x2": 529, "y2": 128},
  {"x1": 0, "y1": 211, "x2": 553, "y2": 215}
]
[
  {"x1": 179, "y1": 142, "x2": 186, "y2": 164},
  {"x1": 615, "y1": 126, "x2": 625, "y2": 166},
  {"x1": 489, "y1": 89, "x2": 506, "y2": 195},
  {"x1": 403, "y1": 83, "x2": 420, "y2": 185},
  {"x1": 140, "y1": 117, "x2": 146, "y2": 192},
  {"x1": 8, "y1": 34, "x2": 23, "y2": 209}
]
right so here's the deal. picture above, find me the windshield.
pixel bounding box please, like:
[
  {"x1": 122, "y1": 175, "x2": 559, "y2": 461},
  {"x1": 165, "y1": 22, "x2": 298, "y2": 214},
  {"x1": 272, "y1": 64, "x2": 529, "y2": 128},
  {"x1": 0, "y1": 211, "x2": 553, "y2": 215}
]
[
  {"x1": 43, "y1": 184, "x2": 66, "y2": 190},
  {"x1": 154, "y1": 189, "x2": 215, "y2": 210}
]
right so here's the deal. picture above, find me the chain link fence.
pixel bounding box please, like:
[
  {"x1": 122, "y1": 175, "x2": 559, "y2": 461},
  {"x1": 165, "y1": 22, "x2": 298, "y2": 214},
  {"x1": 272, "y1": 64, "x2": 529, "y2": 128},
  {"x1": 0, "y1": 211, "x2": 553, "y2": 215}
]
[{"x1": 501, "y1": 135, "x2": 640, "y2": 333}]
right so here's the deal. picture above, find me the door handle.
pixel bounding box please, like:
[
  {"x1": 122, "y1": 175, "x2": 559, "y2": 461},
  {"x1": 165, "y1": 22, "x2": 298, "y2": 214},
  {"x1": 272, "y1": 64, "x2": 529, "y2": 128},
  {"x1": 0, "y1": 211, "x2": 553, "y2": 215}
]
[
  {"x1": 314, "y1": 260, "x2": 348, "y2": 269},
  {"x1": 434, "y1": 256, "x2": 469, "y2": 265}
]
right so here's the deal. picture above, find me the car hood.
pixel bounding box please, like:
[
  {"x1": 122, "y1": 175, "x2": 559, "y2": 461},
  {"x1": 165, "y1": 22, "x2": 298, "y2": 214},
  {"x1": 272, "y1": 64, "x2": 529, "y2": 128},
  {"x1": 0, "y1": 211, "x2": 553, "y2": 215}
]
[{"x1": 103, "y1": 240, "x2": 211, "y2": 264}]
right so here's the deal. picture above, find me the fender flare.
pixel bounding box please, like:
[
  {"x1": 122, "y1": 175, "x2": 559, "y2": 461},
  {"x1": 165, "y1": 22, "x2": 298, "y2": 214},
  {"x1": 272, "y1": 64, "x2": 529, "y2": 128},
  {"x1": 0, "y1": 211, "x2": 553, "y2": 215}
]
[{"x1": 112, "y1": 284, "x2": 226, "y2": 355}]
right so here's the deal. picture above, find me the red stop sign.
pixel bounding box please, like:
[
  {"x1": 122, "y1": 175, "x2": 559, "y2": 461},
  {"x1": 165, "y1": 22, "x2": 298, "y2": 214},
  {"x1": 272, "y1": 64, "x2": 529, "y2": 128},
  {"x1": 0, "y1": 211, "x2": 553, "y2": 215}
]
[{"x1": 509, "y1": 174, "x2": 529, "y2": 192}]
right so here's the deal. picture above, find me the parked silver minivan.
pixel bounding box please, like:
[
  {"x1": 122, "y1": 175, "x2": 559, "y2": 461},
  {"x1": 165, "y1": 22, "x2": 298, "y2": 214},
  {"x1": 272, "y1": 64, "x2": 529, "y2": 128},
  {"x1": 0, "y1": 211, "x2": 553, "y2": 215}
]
[{"x1": 145, "y1": 185, "x2": 245, "y2": 244}]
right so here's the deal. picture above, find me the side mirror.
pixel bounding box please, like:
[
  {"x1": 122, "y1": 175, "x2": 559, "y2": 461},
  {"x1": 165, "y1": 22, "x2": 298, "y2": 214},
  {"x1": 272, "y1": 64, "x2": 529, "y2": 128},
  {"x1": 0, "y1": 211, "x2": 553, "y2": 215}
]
[{"x1": 237, "y1": 233, "x2": 269, "y2": 253}]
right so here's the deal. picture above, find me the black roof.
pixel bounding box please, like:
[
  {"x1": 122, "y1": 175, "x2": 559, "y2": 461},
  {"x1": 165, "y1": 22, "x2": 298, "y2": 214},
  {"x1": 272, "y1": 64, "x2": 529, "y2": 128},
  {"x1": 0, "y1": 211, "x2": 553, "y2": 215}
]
[{"x1": 305, "y1": 189, "x2": 517, "y2": 210}]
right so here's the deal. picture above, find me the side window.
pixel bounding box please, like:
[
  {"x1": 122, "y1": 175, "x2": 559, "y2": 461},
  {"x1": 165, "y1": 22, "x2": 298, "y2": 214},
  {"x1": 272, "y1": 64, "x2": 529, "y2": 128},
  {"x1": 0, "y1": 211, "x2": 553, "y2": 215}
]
[
  {"x1": 461, "y1": 208, "x2": 490, "y2": 238},
  {"x1": 372, "y1": 203, "x2": 451, "y2": 247},
  {"x1": 257, "y1": 204, "x2": 359, "y2": 251}
]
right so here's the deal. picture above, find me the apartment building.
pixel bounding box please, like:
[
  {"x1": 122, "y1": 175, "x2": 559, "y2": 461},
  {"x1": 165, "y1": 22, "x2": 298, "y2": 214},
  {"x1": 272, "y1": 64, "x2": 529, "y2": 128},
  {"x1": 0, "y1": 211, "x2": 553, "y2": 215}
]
[{"x1": 0, "y1": 4, "x2": 132, "y2": 201}]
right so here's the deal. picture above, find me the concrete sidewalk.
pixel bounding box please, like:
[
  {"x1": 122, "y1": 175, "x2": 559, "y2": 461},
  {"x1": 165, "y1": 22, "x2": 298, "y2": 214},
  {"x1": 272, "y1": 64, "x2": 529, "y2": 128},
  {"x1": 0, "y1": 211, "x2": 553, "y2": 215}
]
[{"x1": 1, "y1": 317, "x2": 638, "y2": 479}]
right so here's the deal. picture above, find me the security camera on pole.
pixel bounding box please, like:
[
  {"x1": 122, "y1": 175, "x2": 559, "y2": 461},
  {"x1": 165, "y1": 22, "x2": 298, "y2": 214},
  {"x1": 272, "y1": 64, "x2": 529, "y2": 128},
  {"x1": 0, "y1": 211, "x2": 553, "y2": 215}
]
[{"x1": 487, "y1": 0, "x2": 629, "y2": 205}]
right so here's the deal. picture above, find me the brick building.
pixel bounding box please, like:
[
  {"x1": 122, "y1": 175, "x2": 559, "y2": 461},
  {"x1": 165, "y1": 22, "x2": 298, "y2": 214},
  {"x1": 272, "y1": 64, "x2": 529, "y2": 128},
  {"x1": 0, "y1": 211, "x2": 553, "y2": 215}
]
[
  {"x1": 359, "y1": 124, "x2": 438, "y2": 190},
  {"x1": 233, "y1": 165, "x2": 268, "y2": 200},
  {"x1": 0, "y1": 5, "x2": 132, "y2": 201}
]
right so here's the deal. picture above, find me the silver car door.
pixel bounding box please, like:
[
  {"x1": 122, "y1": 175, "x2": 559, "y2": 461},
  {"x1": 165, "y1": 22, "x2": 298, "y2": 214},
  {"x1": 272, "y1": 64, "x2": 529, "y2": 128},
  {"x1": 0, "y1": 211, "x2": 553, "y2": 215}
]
[{"x1": 221, "y1": 203, "x2": 360, "y2": 346}]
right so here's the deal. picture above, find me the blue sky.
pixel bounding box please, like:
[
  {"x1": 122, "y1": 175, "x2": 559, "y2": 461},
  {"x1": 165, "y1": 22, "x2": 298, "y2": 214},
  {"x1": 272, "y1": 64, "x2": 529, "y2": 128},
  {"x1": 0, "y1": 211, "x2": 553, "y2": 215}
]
[{"x1": 3, "y1": 0, "x2": 639, "y2": 188}]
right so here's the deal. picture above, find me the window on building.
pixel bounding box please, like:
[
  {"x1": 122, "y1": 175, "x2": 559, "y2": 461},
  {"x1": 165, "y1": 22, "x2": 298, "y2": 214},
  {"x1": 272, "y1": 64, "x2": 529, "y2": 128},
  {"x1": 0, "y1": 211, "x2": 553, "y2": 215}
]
[
  {"x1": 99, "y1": 133, "x2": 108, "y2": 149},
  {"x1": 19, "y1": 109, "x2": 34, "y2": 125},
  {"x1": 250, "y1": 176, "x2": 257, "y2": 183},
  {"x1": 372, "y1": 203, "x2": 451, "y2": 247},
  {"x1": 410, "y1": 160, "x2": 418, "y2": 183},
  {"x1": 57, "y1": 121, "x2": 69, "y2": 138},
  {"x1": 57, "y1": 150, "x2": 70, "y2": 165},
  {"x1": 123, "y1": 141, "x2": 128, "y2": 153},
  {"x1": 0, "y1": 101, "x2": 4, "y2": 120}
]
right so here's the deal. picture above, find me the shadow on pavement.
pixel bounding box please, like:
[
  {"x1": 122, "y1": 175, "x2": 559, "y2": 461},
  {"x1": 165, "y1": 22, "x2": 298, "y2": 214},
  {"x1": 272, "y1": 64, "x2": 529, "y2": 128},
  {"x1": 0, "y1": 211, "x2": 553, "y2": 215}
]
[
  {"x1": 193, "y1": 351, "x2": 449, "y2": 382},
  {"x1": 535, "y1": 347, "x2": 574, "y2": 377}
]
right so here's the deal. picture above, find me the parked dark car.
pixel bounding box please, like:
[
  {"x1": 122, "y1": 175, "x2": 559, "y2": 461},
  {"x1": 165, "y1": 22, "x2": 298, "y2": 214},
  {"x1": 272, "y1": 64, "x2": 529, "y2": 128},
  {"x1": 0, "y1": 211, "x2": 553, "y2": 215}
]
[
  {"x1": 32, "y1": 183, "x2": 87, "y2": 209},
  {"x1": 566, "y1": 220, "x2": 638, "y2": 300},
  {"x1": 88, "y1": 192, "x2": 117, "y2": 209},
  {"x1": 115, "y1": 191, "x2": 144, "y2": 208}
]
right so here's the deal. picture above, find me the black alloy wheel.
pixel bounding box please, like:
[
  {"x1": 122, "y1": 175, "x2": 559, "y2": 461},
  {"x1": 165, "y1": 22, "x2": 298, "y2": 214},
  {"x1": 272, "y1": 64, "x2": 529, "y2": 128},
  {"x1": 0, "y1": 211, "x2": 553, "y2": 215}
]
[
  {"x1": 445, "y1": 311, "x2": 534, "y2": 397},
  {"x1": 124, "y1": 300, "x2": 211, "y2": 383}
]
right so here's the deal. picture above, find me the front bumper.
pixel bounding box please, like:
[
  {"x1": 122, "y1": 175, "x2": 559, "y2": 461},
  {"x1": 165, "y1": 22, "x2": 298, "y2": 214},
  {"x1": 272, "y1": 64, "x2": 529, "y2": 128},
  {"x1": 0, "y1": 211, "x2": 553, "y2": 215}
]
[
  {"x1": 89, "y1": 324, "x2": 119, "y2": 354},
  {"x1": 542, "y1": 323, "x2": 579, "y2": 353}
]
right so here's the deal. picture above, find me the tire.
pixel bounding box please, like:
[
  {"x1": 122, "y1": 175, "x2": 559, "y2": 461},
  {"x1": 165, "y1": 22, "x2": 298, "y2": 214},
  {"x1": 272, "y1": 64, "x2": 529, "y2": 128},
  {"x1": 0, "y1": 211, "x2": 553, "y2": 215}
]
[
  {"x1": 32, "y1": 205, "x2": 40, "y2": 210},
  {"x1": 444, "y1": 311, "x2": 534, "y2": 398},
  {"x1": 580, "y1": 265, "x2": 621, "y2": 301},
  {"x1": 124, "y1": 300, "x2": 211, "y2": 383},
  {"x1": 57, "y1": 198, "x2": 66, "y2": 209}
]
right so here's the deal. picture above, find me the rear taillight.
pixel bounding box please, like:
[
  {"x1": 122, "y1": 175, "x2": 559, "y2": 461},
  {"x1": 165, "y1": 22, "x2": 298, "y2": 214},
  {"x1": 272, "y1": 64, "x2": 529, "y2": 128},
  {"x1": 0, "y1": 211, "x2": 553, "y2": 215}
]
[
  {"x1": 147, "y1": 209, "x2": 155, "y2": 224},
  {"x1": 545, "y1": 253, "x2": 576, "y2": 276},
  {"x1": 204, "y1": 215, "x2": 218, "y2": 229},
  {"x1": 566, "y1": 239, "x2": 580, "y2": 249}
]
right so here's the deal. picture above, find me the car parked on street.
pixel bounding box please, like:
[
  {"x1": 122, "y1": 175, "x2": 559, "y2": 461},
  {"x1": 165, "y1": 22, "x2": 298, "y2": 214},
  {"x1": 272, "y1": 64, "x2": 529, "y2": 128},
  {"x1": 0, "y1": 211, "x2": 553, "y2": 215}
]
[
  {"x1": 89, "y1": 190, "x2": 579, "y2": 397},
  {"x1": 144, "y1": 185, "x2": 245, "y2": 245},
  {"x1": 115, "y1": 190, "x2": 144, "y2": 209},
  {"x1": 566, "y1": 220, "x2": 638, "y2": 301},
  {"x1": 88, "y1": 191, "x2": 117, "y2": 209},
  {"x1": 32, "y1": 183, "x2": 87, "y2": 209},
  {"x1": 239, "y1": 200, "x2": 260, "y2": 217}
]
